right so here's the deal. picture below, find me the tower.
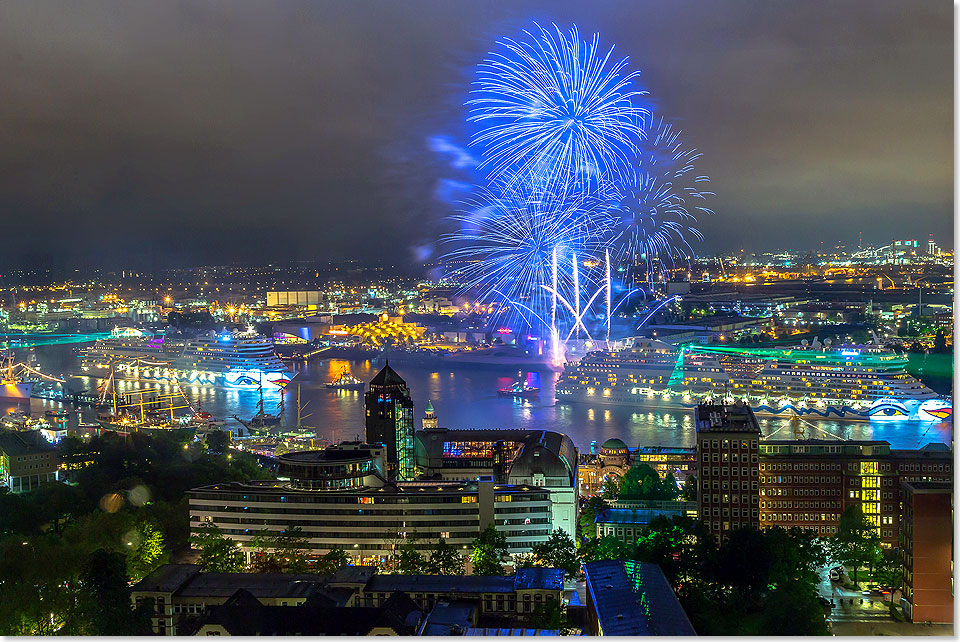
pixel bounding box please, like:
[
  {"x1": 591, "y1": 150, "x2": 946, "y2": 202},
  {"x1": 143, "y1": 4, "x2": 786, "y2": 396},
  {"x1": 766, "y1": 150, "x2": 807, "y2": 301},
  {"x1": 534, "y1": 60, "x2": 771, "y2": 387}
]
[
  {"x1": 365, "y1": 362, "x2": 415, "y2": 480},
  {"x1": 422, "y1": 399, "x2": 439, "y2": 430}
]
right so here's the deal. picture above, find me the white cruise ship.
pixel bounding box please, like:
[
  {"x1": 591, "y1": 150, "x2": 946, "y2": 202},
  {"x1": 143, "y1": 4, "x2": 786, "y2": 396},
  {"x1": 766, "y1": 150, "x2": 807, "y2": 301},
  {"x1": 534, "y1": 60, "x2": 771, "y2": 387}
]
[
  {"x1": 81, "y1": 328, "x2": 290, "y2": 387},
  {"x1": 556, "y1": 338, "x2": 951, "y2": 422}
]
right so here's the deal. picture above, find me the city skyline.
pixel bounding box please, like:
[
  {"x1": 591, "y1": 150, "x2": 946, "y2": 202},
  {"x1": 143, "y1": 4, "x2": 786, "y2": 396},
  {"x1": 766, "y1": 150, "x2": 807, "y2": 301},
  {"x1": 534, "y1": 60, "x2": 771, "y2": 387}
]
[{"x1": 0, "y1": 0, "x2": 952, "y2": 272}]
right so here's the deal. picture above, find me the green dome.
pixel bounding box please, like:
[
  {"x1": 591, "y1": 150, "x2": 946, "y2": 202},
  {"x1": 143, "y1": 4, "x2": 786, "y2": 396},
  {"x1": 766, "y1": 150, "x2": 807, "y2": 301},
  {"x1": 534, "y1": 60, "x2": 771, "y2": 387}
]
[{"x1": 601, "y1": 438, "x2": 628, "y2": 451}]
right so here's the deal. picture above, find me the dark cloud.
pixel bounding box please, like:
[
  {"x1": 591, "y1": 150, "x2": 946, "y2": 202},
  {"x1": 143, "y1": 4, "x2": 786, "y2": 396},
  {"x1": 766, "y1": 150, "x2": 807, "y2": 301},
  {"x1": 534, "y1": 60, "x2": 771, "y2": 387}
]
[{"x1": 0, "y1": 0, "x2": 951, "y2": 271}]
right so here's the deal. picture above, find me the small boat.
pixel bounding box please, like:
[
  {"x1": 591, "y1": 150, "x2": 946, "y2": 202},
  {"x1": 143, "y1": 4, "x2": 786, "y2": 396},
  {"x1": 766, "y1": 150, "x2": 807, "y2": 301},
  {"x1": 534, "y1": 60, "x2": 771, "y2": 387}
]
[
  {"x1": 498, "y1": 381, "x2": 540, "y2": 398},
  {"x1": 325, "y1": 368, "x2": 365, "y2": 391},
  {"x1": 44, "y1": 409, "x2": 71, "y2": 418}
]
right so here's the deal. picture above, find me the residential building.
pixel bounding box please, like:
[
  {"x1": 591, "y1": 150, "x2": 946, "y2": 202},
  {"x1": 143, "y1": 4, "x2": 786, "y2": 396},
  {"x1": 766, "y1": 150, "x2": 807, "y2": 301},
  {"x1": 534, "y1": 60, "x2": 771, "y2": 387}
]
[
  {"x1": 694, "y1": 402, "x2": 762, "y2": 539},
  {"x1": 900, "y1": 481, "x2": 953, "y2": 623},
  {"x1": 582, "y1": 560, "x2": 696, "y2": 636}
]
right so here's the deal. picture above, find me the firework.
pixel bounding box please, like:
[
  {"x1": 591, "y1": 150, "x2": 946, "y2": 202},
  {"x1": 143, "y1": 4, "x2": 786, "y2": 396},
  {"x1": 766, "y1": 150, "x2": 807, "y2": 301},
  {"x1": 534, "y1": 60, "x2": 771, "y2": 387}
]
[
  {"x1": 612, "y1": 115, "x2": 713, "y2": 273},
  {"x1": 467, "y1": 23, "x2": 648, "y2": 193},
  {"x1": 441, "y1": 182, "x2": 612, "y2": 331}
]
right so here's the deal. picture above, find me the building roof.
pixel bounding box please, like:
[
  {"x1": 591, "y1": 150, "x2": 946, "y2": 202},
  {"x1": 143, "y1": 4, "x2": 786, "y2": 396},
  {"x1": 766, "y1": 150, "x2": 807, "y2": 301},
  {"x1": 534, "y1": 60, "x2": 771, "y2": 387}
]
[
  {"x1": 601, "y1": 438, "x2": 628, "y2": 451},
  {"x1": 0, "y1": 429, "x2": 56, "y2": 457},
  {"x1": 464, "y1": 628, "x2": 560, "y2": 636},
  {"x1": 583, "y1": 560, "x2": 695, "y2": 637},
  {"x1": 131, "y1": 564, "x2": 199, "y2": 594},
  {"x1": 418, "y1": 600, "x2": 478, "y2": 635},
  {"x1": 595, "y1": 508, "x2": 681, "y2": 526},
  {"x1": 370, "y1": 362, "x2": 407, "y2": 387},
  {"x1": 365, "y1": 570, "x2": 564, "y2": 596},
  {"x1": 695, "y1": 402, "x2": 760, "y2": 434},
  {"x1": 902, "y1": 480, "x2": 953, "y2": 493}
]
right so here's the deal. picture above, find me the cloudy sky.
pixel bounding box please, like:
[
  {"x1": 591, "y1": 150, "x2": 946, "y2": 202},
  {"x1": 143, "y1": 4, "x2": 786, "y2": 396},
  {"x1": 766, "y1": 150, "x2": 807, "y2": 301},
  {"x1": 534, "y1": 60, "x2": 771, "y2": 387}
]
[{"x1": 0, "y1": 0, "x2": 951, "y2": 271}]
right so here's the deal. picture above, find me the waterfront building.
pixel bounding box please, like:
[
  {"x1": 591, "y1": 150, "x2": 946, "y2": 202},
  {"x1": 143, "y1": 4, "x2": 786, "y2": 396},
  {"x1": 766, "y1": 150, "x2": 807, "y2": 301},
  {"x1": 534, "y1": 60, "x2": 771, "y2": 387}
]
[
  {"x1": 189, "y1": 443, "x2": 554, "y2": 565},
  {"x1": 582, "y1": 560, "x2": 696, "y2": 636},
  {"x1": 364, "y1": 363, "x2": 415, "y2": 480},
  {"x1": 414, "y1": 427, "x2": 578, "y2": 537},
  {"x1": 899, "y1": 481, "x2": 953, "y2": 623},
  {"x1": 0, "y1": 429, "x2": 60, "y2": 492},
  {"x1": 694, "y1": 402, "x2": 762, "y2": 539},
  {"x1": 758, "y1": 441, "x2": 952, "y2": 547},
  {"x1": 421, "y1": 399, "x2": 438, "y2": 430}
]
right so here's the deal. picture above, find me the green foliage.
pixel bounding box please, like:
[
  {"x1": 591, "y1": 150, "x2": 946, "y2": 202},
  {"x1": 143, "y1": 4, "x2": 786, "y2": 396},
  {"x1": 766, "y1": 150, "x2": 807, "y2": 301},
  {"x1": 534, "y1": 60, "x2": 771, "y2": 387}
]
[
  {"x1": 873, "y1": 548, "x2": 902, "y2": 591},
  {"x1": 681, "y1": 475, "x2": 697, "y2": 501},
  {"x1": 760, "y1": 579, "x2": 830, "y2": 635},
  {"x1": 248, "y1": 526, "x2": 311, "y2": 573},
  {"x1": 530, "y1": 529, "x2": 580, "y2": 580},
  {"x1": 190, "y1": 522, "x2": 245, "y2": 573},
  {"x1": 578, "y1": 496, "x2": 609, "y2": 539},
  {"x1": 578, "y1": 535, "x2": 633, "y2": 562},
  {"x1": 529, "y1": 599, "x2": 574, "y2": 633},
  {"x1": 424, "y1": 537, "x2": 464, "y2": 575},
  {"x1": 315, "y1": 548, "x2": 349, "y2": 575},
  {"x1": 396, "y1": 535, "x2": 427, "y2": 575},
  {"x1": 471, "y1": 524, "x2": 507, "y2": 576},
  {"x1": 827, "y1": 506, "x2": 881, "y2": 586},
  {"x1": 616, "y1": 463, "x2": 679, "y2": 500},
  {"x1": 126, "y1": 522, "x2": 168, "y2": 582},
  {"x1": 205, "y1": 429, "x2": 230, "y2": 454}
]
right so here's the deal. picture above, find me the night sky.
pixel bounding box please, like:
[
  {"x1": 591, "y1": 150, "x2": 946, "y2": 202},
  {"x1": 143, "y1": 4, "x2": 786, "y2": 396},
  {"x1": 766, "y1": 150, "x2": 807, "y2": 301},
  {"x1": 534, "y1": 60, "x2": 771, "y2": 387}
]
[{"x1": 0, "y1": 0, "x2": 952, "y2": 272}]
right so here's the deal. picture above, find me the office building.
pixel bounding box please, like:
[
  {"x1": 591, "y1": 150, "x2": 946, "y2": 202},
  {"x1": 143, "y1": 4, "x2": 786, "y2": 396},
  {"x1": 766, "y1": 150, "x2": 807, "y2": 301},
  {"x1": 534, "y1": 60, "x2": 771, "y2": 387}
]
[
  {"x1": 414, "y1": 427, "x2": 578, "y2": 537},
  {"x1": 694, "y1": 402, "x2": 762, "y2": 539},
  {"x1": 364, "y1": 363, "x2": 415, "y2": 480},
  {"x1": 189, "y1": 443, "x2": 554, "y2": 565}
]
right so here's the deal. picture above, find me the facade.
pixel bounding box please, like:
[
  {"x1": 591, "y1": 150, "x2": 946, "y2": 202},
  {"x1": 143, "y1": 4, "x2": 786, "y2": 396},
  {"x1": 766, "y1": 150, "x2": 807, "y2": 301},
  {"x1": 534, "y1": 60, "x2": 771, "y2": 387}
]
[
  {"x1": 364, "y1": 363, "x2": 415, "y2": 480},
  {"x1": 595, "y1": 507, "x2": 686, "y2": 542},
  {"x1": 190, "y1": 444, "x2": 554, "y2": 565},
  {"x1": 695, "y1": 402, "x2": 762, "y2": 539},
  {"x1": 758, "y1": 441, "x2": 952, "y2": 547},
  {"x1": 414, "y1": 427, "x2": 578, "y2": 537},
  {"x1": 583, "y1": 560, "x2": 696, "y2": 636},
  {"x1": 130, "y1": 563, "x2": 377, "y2": 635},
  {"x1": 578, "y1": 438, "x2": 631, "y2": 497},
  {"x1": 635, "y1": 445, "x2": 697, "y2": 482},
  {"x1": 899, "y1": 481, "x2": 953, "y2": 623},
  {"x1": 0, "y1": 429, "x2": 60, "y2": 492}
]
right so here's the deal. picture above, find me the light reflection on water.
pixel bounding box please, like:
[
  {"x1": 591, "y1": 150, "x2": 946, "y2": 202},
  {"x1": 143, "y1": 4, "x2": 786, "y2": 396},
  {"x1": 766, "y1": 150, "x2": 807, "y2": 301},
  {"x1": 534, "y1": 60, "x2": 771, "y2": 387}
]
[{"x1": 30, "y1": 348, "x2": 954, "y2": 451}]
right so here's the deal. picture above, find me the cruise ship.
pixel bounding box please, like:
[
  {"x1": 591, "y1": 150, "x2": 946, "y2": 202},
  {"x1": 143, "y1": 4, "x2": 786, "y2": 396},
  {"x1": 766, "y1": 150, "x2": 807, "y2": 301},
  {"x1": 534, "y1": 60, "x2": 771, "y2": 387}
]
[
  {"x1": 80, "y1": 327, "x2": 291, "y2": 387},
  {"x1": 555, "y1": 338, "x2": 951, "y2": 422}
]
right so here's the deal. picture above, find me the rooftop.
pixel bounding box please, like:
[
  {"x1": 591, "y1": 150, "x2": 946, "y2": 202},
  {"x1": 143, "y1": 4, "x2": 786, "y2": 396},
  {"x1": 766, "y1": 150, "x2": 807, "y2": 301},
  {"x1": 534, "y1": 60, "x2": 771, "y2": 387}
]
[
  {"x1": 0, "y1": 429, "x2": 57, "y2": 456},
  {"x1": 902, "y1": 480, "x2": 953, "y2": 493},
  {"x1": 695, "y1": 402, "x2": 761, "y2": 434},
  {"x1": 595, "y1": 508, "x2": 682, "y2": 526},
  {"x1": 583, "y1": 560, "x2": 695, "y2": 637}
]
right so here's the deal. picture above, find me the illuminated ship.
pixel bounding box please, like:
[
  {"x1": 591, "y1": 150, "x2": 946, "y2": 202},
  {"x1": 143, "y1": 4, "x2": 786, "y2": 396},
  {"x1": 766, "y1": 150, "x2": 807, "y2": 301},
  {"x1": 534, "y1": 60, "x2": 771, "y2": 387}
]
[
  {"x1": 0, "y1": 352, "x2": 37, "y2": 404},
  {"x1": 555, "y1": 338, "x2": 951, "y2": 422},
  {"x1": 80, "y1": 327, "x2": 290, "y2": 387},
  {"x1": 325, "y1": 368, "x2": 365, "y2": 391}
]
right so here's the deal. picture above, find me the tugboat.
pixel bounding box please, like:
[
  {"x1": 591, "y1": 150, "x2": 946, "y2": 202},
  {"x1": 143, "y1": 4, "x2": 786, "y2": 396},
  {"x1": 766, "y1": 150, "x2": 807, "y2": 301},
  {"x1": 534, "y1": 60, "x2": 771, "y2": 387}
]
[
  {"x1": 325, "y1": 367, "x2": 365, "y2": 391},
  {"x1": 498, "y1": 380, "x2": 540, "y2": 398}
]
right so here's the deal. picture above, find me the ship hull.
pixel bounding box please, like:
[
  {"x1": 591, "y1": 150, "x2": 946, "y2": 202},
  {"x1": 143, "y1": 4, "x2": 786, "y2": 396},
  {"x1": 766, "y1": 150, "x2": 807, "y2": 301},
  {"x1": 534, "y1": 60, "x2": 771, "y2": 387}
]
[
  {"x1": 555, "y1": 389, "x2": 951, "y2": 422},
  {"x1": 80, "y1": 366, "x2": 290, "y2": 389},
  {"x1": 0, "y1": 382, "x2": 34, "y2": 402}
]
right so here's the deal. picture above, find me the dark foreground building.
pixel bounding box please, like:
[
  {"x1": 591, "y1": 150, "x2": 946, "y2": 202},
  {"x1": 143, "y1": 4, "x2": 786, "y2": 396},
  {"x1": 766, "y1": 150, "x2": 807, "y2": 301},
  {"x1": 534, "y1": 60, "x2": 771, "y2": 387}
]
[
  {"x1": 899, "y1": 481, "x2": 953, "y2": 623},
  {"x1": 583, "y1": 560, "x2": 696, "y2": 636},
  {"x1": 364, "y1": 362, "x2": 415, "y2": 480}
]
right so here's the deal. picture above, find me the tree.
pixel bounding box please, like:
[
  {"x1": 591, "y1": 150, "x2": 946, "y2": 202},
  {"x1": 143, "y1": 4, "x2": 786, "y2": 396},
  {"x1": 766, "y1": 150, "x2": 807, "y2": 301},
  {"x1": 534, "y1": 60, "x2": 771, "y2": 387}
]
[
  {"x1": 79, "y1": 549, "x2": 142, "y2": 635},
  {"x1": 828, "y1": 506, "x2": 881, "y2": 586},
  {"x1": 530, "y1": 529, "x2": 580, "y2": 580},
  {"x1": 680, "y1": 475, "x2": 697, "y2": 501},
  {"x1": 600, "y1": 476, "x2": 620, "y2": 500},
  {"x1": 618, "y1": 464, "x2": 678, "y2": 501},
  {"x1": 716, "y1": 528, "x2": 771, "y2": 602},
  {"x1": 578, "y1": 535, "x2": 633, "y2": 563},
  {"x1": 205, "y1": 430, "x2": 230, "y2": 454},
  {"x1": 315, "y1": 548, "x2": 349, "y2": 576},
  {"x1": 424, "y1": 537, "x2": 464, "y2": 575},
  {"x1": 126, "y1": 522, "x2": 168, "y2": 582},
  {"x1": 874, "y1": 548, "x2": 902, "y2": 592},
  {"x1": 759, "y1": 579, "x2": 829, "y2": 635},
  {"x1": 578, "y1": 495, "x2": 608, "y2": 540},
  {"x1": 471, "y1": 525, "x2": 507, "y2": 576},
  {"x1": 397, "y1": 535, "x2": 427, "y2": 575},
  {"x1": 275, "y1": 527, "x2": 311, "y2": 573},
  {"x1": 529, "y1": 599, "x2": 574, "y2": 633},
  {"x1": 190, "y1": 522, "x2": 245, "y2": 573},
  {"x1": 249, "y1": 532, "x2": 285, "y2": 573}
]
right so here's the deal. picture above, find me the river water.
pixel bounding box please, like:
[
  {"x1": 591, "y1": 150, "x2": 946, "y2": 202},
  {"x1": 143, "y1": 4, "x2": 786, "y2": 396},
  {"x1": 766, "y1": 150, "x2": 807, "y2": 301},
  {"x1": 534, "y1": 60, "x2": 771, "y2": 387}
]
[{"x1": 25, "y1": 346, "x2": 953, "y2": 452}]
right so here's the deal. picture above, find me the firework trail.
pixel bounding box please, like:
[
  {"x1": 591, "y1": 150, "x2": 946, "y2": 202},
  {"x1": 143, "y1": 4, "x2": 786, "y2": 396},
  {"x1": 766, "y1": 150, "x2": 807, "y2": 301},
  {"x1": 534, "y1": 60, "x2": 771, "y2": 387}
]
[{"x1": 467, "y1": 23, "x2": 648, "y2": 195}]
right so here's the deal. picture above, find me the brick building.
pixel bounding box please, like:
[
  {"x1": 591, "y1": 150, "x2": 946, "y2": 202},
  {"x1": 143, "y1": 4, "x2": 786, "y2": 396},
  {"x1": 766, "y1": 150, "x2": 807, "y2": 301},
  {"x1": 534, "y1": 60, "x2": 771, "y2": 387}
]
[
  {"x1": 759, "y1": 440, "x2": 952, "y2": 547},
  {"x1": 694, "y1": 402, "x2": 762, "y2": 539},
  {"x1": 900, "y1": 481, "x2": 953, "y2": 623}
]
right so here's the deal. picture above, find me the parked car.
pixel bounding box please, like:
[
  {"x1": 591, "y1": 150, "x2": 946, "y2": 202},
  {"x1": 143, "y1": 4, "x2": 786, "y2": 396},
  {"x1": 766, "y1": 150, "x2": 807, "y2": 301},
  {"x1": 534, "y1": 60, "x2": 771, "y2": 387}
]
[{"x1": 829, "y1": 569, "x2": 841, "y2": 582}]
